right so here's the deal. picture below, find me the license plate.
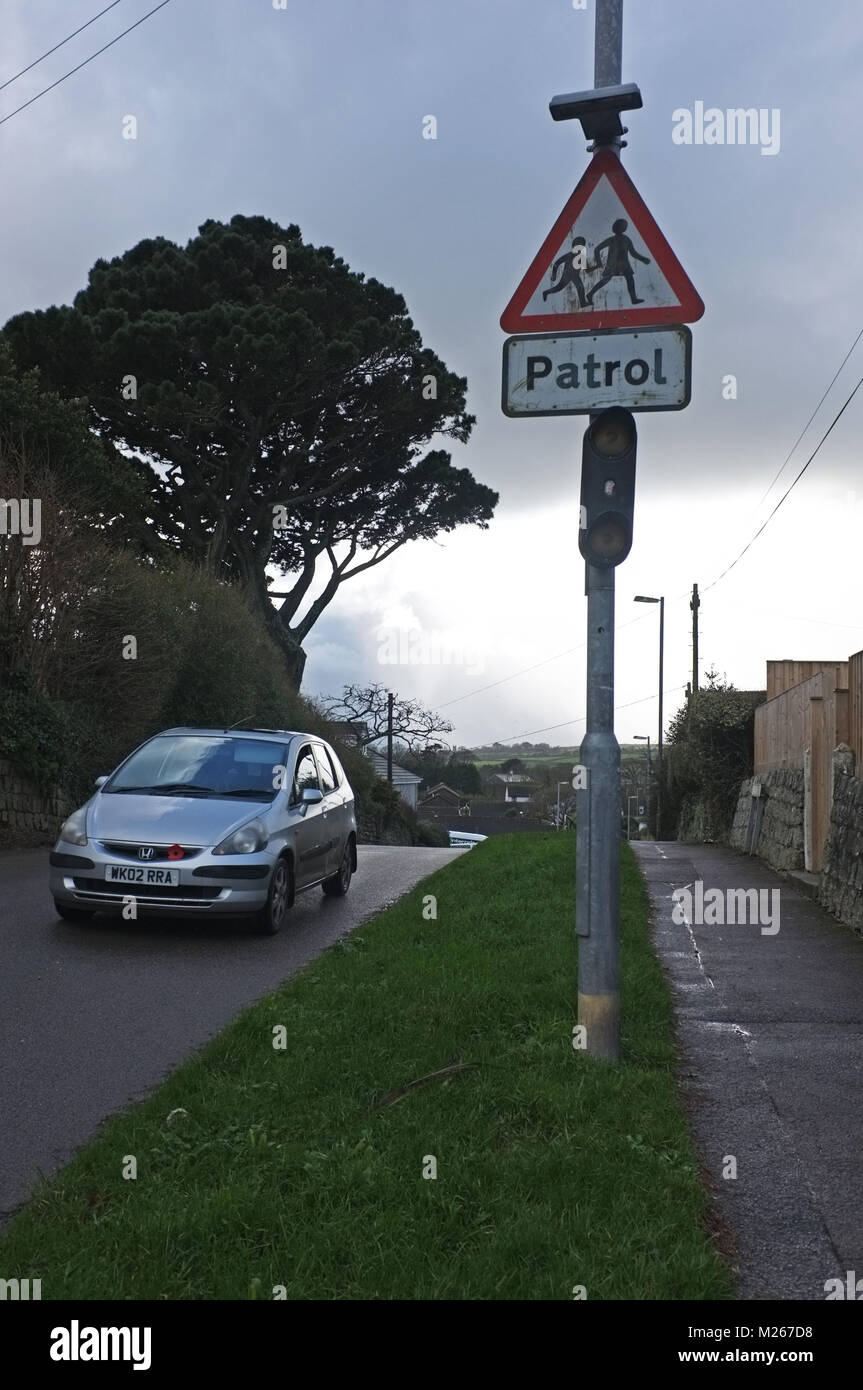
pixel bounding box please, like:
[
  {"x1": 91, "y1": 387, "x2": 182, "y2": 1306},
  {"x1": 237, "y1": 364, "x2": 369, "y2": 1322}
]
[{"x1": 105, "y1": 866, "x2": 180, "y2": 886}]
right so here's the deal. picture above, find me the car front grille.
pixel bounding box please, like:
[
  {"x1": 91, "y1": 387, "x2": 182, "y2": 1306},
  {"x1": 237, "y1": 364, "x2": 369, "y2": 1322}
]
[{"x1": 98, "y1": 842, "x2": 203, "y2": 862}]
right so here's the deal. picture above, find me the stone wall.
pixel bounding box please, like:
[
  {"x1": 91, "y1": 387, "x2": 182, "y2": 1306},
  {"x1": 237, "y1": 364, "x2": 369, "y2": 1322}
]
[
  {"x1": 728, "y1": 749, "x2": 863, "y2": 939},
  {"x1": 819, "y1": 756, "x2": 863, "y2": 936},
  {"x1": 729, "y1": 769, "x2": 804, "y2": 872},
  {"x1": 0, "y1": 757, "x2": 72, "y2": 845}
]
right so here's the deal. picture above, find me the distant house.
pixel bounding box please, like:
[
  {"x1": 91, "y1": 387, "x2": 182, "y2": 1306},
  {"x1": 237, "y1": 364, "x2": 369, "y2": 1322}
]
[
  {"x1": 365, "y1": 750, "x2": 422, "y2": 810},
  {"x1": 420, "y1": 783, "x2": 470, "y2": 815},
  {"x1": 489, "y1": 772, "x2": 534, "y2": 803}
]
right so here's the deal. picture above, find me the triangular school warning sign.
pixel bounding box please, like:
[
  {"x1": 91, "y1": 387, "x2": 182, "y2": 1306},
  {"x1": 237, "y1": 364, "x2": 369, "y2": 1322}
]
[{"x1": 500, "y1": 149, "x2": 704, "y2": 334}]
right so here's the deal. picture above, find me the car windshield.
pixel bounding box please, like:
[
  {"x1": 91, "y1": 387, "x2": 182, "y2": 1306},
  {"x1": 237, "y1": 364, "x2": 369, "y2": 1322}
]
[{"x1": 105, "y1": 735, "x2": 288, "y2": 800}]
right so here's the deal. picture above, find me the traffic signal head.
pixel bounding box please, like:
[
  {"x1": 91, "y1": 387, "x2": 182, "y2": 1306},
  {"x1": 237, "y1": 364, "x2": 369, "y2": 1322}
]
[{"x1": 578, "y1": 407, "x2": 637, "y2": 567}]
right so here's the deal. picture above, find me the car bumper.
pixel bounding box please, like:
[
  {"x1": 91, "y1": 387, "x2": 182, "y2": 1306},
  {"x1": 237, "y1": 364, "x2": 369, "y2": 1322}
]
[{"x1": 49, "y1": 844, "x2": 276, "y2": 917}]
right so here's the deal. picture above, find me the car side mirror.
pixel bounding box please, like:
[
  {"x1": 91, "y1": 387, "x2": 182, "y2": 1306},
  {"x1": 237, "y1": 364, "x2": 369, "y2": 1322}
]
[
  {"x1": 301, "y1": 787, "x2": 323, "y2": 806},
  {"x1": 94, "y1": 776, "x2": 108, "y2": 789}
]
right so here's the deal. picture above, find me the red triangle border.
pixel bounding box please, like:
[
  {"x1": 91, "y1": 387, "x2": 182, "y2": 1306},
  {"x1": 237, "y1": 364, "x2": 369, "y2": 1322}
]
[{"x1": 500, "y1": 150, "x2": 705, "y2": 334}]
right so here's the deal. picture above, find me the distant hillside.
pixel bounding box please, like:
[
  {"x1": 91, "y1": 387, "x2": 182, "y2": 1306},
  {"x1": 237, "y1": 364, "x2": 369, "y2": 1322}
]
[{"x1": 469, "y1": 741, "x2": 650, "y2": 767}]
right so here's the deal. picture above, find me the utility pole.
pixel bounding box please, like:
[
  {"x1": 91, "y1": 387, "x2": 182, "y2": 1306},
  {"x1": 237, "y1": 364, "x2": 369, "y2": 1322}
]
[
  {"x1": 575, "y1": 0, "x2": 625, "y2": 1062},
  {"x1": 386, "y1": 691, "x2": 394, "y2": 784},
  {"x1": 634, "y1": 594, "x2": 663, "y2": 837},
  {"x1": 690, "y1": 582, "x2": 700, "y2": 693}
]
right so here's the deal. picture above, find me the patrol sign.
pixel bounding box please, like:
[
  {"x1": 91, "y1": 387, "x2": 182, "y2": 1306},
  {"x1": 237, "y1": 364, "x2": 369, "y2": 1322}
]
[
  {"x1": 502, "y1": 325, "x2": 691, "y2": 417},
  {"x1": 500, "y1": 149, "x2": 704, "y2": 334}
]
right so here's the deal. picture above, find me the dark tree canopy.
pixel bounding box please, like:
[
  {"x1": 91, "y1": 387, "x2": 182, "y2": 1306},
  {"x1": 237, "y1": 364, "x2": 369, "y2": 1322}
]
[
  {"x1": 395, "y1": 744, "x2": 482, "y2": 796},
  {"x1": 0, "y1": 339, "x2": 145, "y2": 530},
  {"x1": 3, "y1": 215, "x2": 497, "y2": 685},
  {"x1": 500, "y1": 757, "x2": 525, "y2": 774}
]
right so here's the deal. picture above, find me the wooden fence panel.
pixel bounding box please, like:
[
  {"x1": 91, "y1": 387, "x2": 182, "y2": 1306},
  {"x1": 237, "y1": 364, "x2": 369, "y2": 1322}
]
[
  {"x1": 753, "y1": 655, "x2": 863, "y2": 872},
  {"x1": 754, "y1": 667, "x2": 854, "y2": 774},
  {"x1": 766, "y1": 660, "x2": 841, "y2": 700},
  {"x1": 849, "y1": 650, "x2": 863, "y2": 767},
  {"x1": 809, "y1": 696, "x2": 827, "y2": 871}
]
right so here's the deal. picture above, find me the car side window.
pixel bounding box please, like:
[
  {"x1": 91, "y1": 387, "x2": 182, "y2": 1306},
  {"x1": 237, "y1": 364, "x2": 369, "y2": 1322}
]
[
  {"x1": 314, "y1": 744, "x2": 337, "y2": 795},
  {"x1": 292, "y1": 747, "x2": 320, "y2": 803},
  {"x1": 328, "y1": 747, "x2": 347, "y2": 787}
]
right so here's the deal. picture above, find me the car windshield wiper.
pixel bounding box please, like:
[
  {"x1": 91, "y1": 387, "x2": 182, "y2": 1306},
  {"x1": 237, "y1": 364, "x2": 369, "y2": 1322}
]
[
  {"x1": 110, "y1": 783, "x2": 216, "y2": 796},
  {"x1": 216, "y1": 788, "x2": 274, "y2": 799}
]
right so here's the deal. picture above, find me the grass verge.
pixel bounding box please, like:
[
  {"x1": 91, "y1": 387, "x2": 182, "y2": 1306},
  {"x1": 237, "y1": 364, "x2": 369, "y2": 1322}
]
[{"x1": 0, "y1": 833, "x2": 733, "y2": 1300}]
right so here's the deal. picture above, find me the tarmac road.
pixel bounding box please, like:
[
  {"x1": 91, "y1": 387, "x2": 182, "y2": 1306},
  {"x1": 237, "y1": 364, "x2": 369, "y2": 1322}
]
[{"x1": 0, "y1": 843, "x2": 463, "y2": 1222}]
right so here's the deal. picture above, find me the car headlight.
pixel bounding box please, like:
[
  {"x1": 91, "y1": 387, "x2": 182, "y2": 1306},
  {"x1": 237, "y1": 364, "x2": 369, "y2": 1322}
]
[
  {"x1": 59, "y1": 806, "x2": 88, "y2": 847},
  {"x1": 213, "y1": 818, "x2": 268, "y2": 855}
]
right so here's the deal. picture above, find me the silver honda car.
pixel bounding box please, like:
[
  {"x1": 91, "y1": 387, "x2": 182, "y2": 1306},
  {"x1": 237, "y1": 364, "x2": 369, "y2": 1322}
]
[{"x1": 49, "y1": 727, "x2": 357, "y2": 934}]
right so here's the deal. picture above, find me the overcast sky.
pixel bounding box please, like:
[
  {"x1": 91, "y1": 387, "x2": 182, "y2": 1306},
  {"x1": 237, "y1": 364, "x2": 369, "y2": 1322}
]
[{"x1": 3, "y1": 0, "x2": 863, "y2": 749}]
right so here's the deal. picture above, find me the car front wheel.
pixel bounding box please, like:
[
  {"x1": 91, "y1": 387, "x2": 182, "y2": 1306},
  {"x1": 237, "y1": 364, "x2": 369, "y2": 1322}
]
[
  {"x1": 322, "y1": 839, "x2": 353, "y2": 897},
  {"x1": 256, "y1": 857, "x2": 293, "y2": 935}
]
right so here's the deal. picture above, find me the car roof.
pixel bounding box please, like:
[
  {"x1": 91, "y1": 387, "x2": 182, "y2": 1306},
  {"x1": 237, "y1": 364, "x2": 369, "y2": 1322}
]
[{"x1": 157, "y1": 727, "x2": 311, "y2": 743}]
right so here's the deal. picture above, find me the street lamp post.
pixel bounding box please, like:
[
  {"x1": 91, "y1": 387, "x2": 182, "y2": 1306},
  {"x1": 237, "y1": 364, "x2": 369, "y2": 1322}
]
[
  {"x1": 556, "y1": 781, "x2": 569, "y2": 829},
  {"x1": 634, "y1": 595, "x2": 664, "y2": 837},
  {"x1": 633, "y1": 735, "x2": 652, "y2": 837}
]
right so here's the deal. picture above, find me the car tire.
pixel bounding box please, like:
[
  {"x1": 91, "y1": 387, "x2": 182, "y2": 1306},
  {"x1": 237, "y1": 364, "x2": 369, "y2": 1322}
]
[
  {"x1": 256, "y1": 856, "x2": 293, "y2": 935},
  {"x1": 54, "y1": 902, "x2": 95, "y2": 922},
  {"x1": 322, "y1": 838, "x2": 353, "y2": 897}
]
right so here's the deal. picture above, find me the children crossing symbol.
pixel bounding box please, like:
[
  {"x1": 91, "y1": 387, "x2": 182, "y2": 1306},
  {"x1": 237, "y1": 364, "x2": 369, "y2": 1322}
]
[{"x1": 501, "y1": 149, "x2": 704, "y2": 334}]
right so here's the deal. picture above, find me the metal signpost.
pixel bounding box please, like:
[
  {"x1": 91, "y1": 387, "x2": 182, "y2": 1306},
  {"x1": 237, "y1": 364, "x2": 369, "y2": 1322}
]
[{"x1": 499, "y1": 0, "x2": 703, "y2": 1060}]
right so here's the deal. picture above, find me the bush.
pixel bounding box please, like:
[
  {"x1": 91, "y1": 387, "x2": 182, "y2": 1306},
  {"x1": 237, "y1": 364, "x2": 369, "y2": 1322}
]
[
  {"x1": 415, "y1": 821, "x2": 450, "y2": 847},
  {"x1": 664, "y1": 683, "x2": 765, "y2": 841},
  {"x1": 0, "y1": 531, "x2": 423, "y2": 842},
  {"x1": 0, "y1": 678, "x2": 75, "y2": 784}
]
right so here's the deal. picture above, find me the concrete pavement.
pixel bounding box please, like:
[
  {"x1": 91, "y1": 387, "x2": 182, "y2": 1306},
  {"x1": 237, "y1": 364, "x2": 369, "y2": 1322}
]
[{"x1": 633, "y1": 840, "x2": 863, "y2": 1300}]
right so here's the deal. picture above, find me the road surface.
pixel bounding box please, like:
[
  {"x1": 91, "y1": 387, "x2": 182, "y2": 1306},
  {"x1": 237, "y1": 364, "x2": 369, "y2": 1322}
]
[{"x1": 0, "y1": 843, "x2": 462, "y2": 1222}]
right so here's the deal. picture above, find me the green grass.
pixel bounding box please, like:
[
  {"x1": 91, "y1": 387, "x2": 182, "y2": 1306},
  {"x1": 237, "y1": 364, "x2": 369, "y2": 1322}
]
[{"x1": 0, "y1": 834, "x2": 733, "y2": 1300}]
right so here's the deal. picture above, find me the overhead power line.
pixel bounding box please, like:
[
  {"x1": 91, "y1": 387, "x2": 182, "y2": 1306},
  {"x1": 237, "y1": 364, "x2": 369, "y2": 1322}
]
[
  {"x1": 0, "y1": 1, "x2": 126, "y2": 94},
  {"x1": 723, "y1": 602, "x2": 863, "y2": 633},
  {"x1": 436, "y1": 611, "x2": 655, "y2": 711},
  {"x1": 435, "y1": 643, "x2": 587, "y2": 710},
  {"x1": 492, "y1": 684, "x2": 688, "y2": 746},
  {"x1": 704, "y1": 371, "x2": 863, "y2": 593},
  {"x1": 757, "y1": 324, "x2": 863, "y2": 507},
  {"x1": 0, "y1": 0, "x2": 175, "y2": 129}
]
